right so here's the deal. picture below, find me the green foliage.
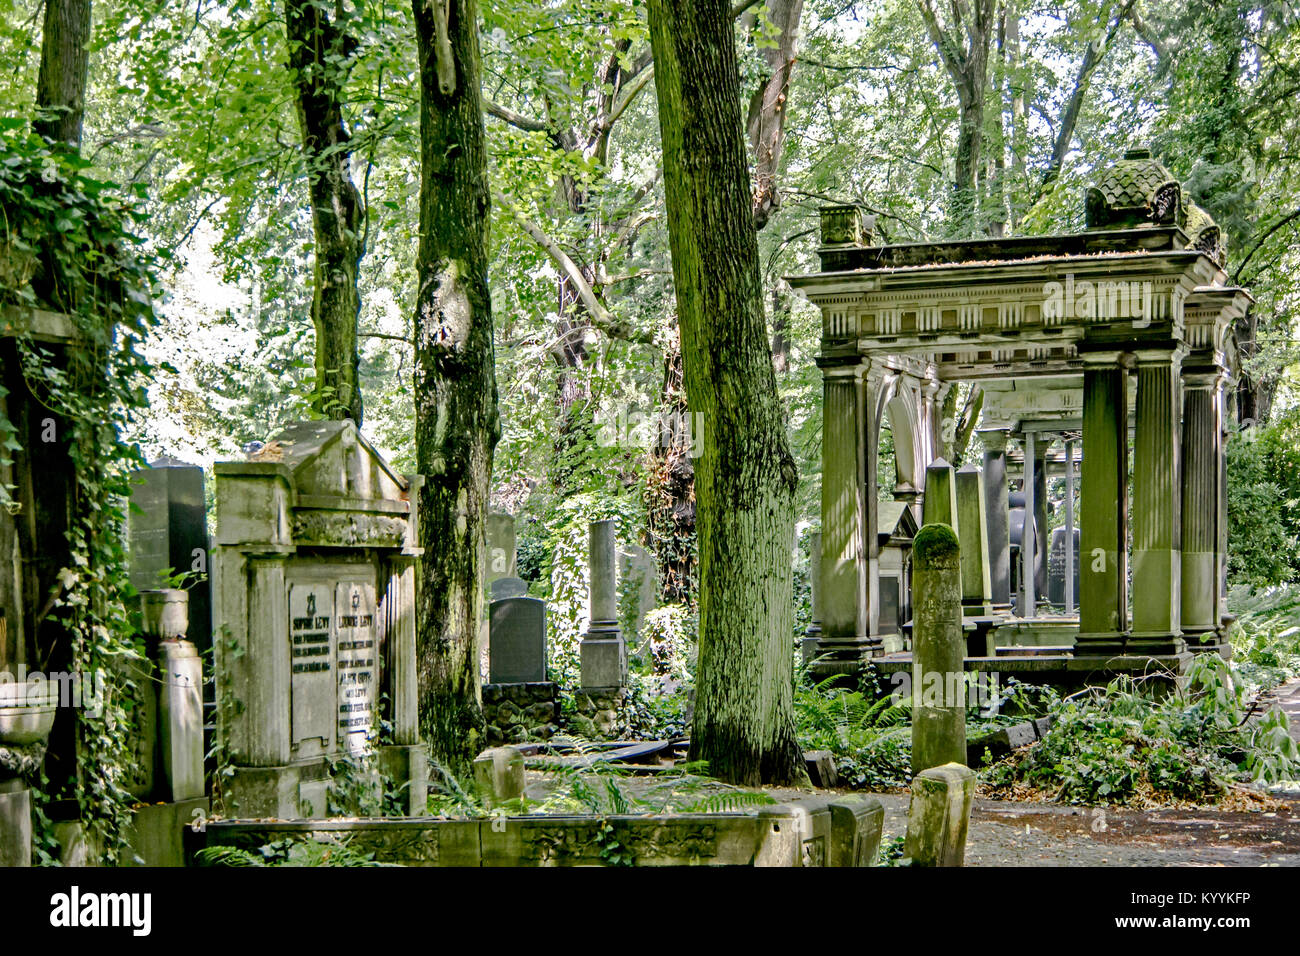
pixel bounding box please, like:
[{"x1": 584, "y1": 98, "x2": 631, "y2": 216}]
[
  {"x1": 195, "y1": 836, "x2": 393, "y2": 867},
  {"x1": 984, "y1": 654, "x2": 1300, "y2": 805},
  {"x1": 1226, "y1": 411, "x2": 1300, "y2": 585},
  {"x1": 0, "y1": 122, "x2": 163, "y2": 863},
  {"x1": 1226, "y1": 584, "x2": 1300, "y2": 697}
]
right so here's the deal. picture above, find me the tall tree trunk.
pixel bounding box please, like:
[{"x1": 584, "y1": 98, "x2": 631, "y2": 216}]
[
  {"x1": 744, "y1": 0, "x2": 805, "y2": 230},
  {"x1": 286, "y1": 0, "x2": 366, "y2": 425},
  {"x1": 648, "y1": 0, "x2": 805, "y2": 786},
  {"x1": 412, "y1": 0, "x2": 498, "y2": 773},
  {"x1": 917, "y1": 0, "x2": 994, "y2": 236},
  {"x1": 34, "y1": 0, "x2": 91, "y2": 146}
]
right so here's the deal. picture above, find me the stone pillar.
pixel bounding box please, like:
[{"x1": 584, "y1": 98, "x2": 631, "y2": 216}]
[
  {"x1": 1064, "y1": 438, "x2": 1076, "y2": 614},
  {"x1": 1130, "y1": 350, "x2": 1184, "y2": 653},
  {"x1": 1021, "y1": 432, "x2": 1037, "y2": 620},
  {"x1": 981, "y1": 431, "x2": 1012, "y2": 609},
  {"x1": 910, "y1": 524, "x2": 965, "y2": 775},
  {"x1": 802, "y1": 531, "x2": 823, "y2": 664},
  {"x1": 921, "y1": 458, "x2": 958, "y2": 531},
  {"x1": 1180, "y1": 369, "x2": 1221, "y2": 645},
  {"x1": 1077, "y1": 357, "x2": 1129, "y2": 649},
  {"x1": 815, "y1": 364, "x2": 878, "y2": 676},
  {"x1": 1033, "y1": 438, "x2": 1049, "y2": 601},
  {"x1": 1217, "y1": 378, "x2": 1232, "y2": 632},
  {"x1": 580, "y1": 519, "x2": 625, "y2": 688},
  {"x1": 954, "y1": 464, "x2": 992, "y2": 613},
  {"x1": 156, "y1": 639, "x2": 205, "y2": 802}
]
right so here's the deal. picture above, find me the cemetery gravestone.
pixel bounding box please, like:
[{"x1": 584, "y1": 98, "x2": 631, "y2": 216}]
[
  {"x1": 128, "y1": 458, "x2": 212, "y2": 658},
  {"x1": 489, "y1": 597, "x2": 548, "y2": 684},
  {"x1": 212, "y1": 421, "x2": 426, "y2": 818}
]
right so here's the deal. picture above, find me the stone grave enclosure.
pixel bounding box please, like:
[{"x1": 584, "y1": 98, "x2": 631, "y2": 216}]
[{"x1": 212, "y1": 420, "x2": 426, "y2": 818}]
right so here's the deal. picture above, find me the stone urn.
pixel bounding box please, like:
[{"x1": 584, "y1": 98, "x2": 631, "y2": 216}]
[
  {"x1": 139, "y1": 588, "x2": 190, "y2": 641},
  {"x1": 0, "y1": 678, "x2": 58, "y2": 748}
]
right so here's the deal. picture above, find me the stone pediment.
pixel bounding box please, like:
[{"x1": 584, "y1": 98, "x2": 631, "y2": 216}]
[{"x1": 213, "y1": 420, "x2": 419, "y2": 552}]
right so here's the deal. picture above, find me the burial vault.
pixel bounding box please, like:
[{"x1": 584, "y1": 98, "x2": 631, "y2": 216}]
[{"x1": 789, "y1": 147, "x2": 1249, "y2": 685}]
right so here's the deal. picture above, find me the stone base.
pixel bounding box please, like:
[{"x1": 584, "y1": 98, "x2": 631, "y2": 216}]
[
  {"x1": 124, "y1": 797, "x2": 210, "y2": 867},
  {"x1": 570, "y1": 688, "x2": 627, "y2": 739},
  {"x1": 580, "y1": 636, "x2": 627, "y2": 690},
  {"x1": 482, "y1": 682, "x2": 560, "y2": 747},
  {"x1": 378, "y1": 744, "x2": 428, "y2": 815},
  {"x1": 806, "y1": 636, "x2": 881, "y2": 688},
  {"x1": 0, "y1": 787, "x2": 31, "y2": 866},
  {"x1": 870, "y1": 648, "x2": 1192, "y2": 697},
  {"x1": 225, "y1": 762, "x2": 331, "y2": 819}
]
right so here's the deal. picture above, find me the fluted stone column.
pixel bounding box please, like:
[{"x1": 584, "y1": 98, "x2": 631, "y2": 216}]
[
  {"x1": 981, "y1": 431, "x2": 1012, "y2": 608},
  {"x1": 1131, "y1": 350, "x2": 1184, "y2": 652},
  {"x1": 1180, "y1": 369, "x2": 1221, "y2": 645},
  {"x1": 1077, "y1": 357, "x2": 1129, "y2": 649},
  {"x1": 816, "y1": 364, "x2": 879, "y2": 673},
  {"x1": 802, "y1": 530, "x2": 823, "y2": 664}
]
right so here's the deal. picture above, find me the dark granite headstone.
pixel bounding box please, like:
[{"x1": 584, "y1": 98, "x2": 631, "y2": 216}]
[
  {"x1": 489, "y1": 597, "x2": 547, "y2": 684},
  {"x1": 129, "y1": 459, "x2": 212, "y2": 657}
]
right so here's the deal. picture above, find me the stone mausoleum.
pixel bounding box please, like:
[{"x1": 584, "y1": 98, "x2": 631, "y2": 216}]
[
  {"x1": 790, "y1": 147, "x2": 1249, "y2": 688},
  {"x1": 212, "y1": 420, "x2": 426, "y2": 818}
]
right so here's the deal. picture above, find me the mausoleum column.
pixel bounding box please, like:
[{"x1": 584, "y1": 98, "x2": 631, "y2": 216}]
[
  {"x1": 1180, "y1": 368, "x2": 1222, "y2": 644},
  {"x1": 1077, "y1": 353, "x2": 1129, "y2": 650},
  {"x1": 981, "y1": 430, "x2": 1012, "y2": 609},
  {"x1": 1130, "y1": 348, "x2": 1185, "y2": 652},
  {"x1": 817, "y1": 362, "x2": 877, "y2": 669}
]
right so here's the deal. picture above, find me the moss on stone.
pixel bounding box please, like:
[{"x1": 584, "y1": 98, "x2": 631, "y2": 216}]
[{"x1": 913, "y1": 522, "x2": 960, "y2": 569}]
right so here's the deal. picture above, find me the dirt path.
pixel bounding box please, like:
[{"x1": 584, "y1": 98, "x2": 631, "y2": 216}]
[{"x1": 863, "y1": 793, "x2": 1300, "y2": 866}]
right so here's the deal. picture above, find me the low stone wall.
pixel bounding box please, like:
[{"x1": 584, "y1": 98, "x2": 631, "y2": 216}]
[
  {"x1": 193, "y1": 794, "x2": 885, "y2": 868},
  {"x1": 482, "y1": 682, "x2": 559, "y2": 746}
]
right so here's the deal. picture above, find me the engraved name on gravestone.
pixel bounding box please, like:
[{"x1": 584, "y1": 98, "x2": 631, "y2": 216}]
[
  {"x1": 289, "y1": 584, "x2": 334, "y2": 748},
  {"x1": 336, "y1": 581, "x2": 377, "y2": 753}
]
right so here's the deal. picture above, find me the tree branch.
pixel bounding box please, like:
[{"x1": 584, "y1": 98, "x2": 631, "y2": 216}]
[{"x1": 495, "y1": 190, "x2": 654, "y2": 344}]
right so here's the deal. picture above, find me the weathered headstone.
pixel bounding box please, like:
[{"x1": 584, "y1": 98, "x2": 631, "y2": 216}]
[
  {"x1": 0, "y1": 788, "x2": 31, "y2": 866},
  {"x1": 618, "y1": 543, "x2": 657, "y2": 639},
  {"x1": 921, "y1": 458, "x2": 958, "y2": 534},
  {"x1": 472, "y1": 746, "x2": 525, "y2": 809},
  {"x1": 486, "y1": 512, "x2": 517, "y2": 584},
  {"x1": 212, "y1": 420, "x2": 425, "y2": 819},
  {"x1": 490, "y1": 576, "x2": 529, "y2": 601},
  {"x1": 580, "y1": 519, "x2": 625, "y2": 689},
  {"x1": 156, "y1": 639, "x2": 205, "y2": 802},
  {"x1": 489, "y1": 597, "x2": 548, "y2": 684},
  {"x1": 904, "y1": 762, "x2": 975, "y2": 867},
  {"x1": 955, "y1": 464, "x2": 993, "y2": 613},
  {"x1": 1047, "y1": 526, "x2": 1081, "y2": 610},
  {"x1": 910, "y1": 523, "x2": 966, "y2": 775}
]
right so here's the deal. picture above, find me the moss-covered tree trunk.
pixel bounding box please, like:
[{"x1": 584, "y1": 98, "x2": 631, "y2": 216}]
[
  {"x1": 412, "y1": 0, "x2": 498, "y2": 773},
  {"x1": 286, "y1": 0, "x2": 365, "y2": 425},
  {"x1": 34, "y1": 0, "x2": 90, "y2": 146},
  {"x1": 647, "y1": 0, "x2": 805, "y2": 786}
]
